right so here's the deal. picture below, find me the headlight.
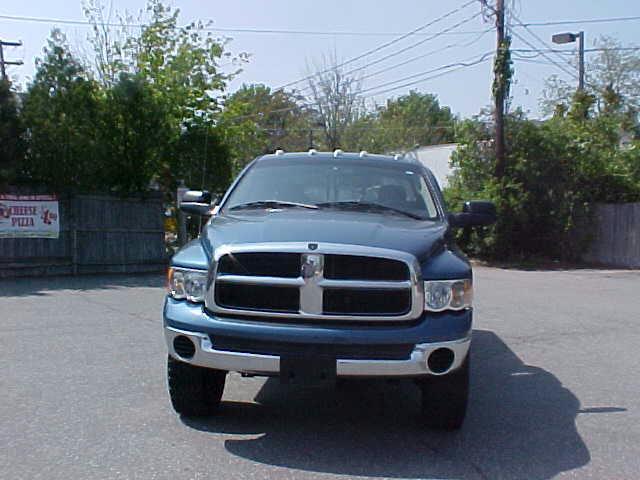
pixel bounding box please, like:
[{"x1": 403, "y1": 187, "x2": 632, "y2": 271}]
[
  {"x1": 424, "y1": 279, "x2": 472, "y2": 312},
  {"x1": 168, "y1": 267, "x2": 208, "y2": 303}
]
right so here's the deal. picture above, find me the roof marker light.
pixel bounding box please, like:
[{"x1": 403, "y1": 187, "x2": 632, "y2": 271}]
[
  {"x1": 359, "y1": 151, "x2": 368, "y2": 157},
  {"x1": 275, "y1": 149, "x2": 285, "y2": 155},
  {"x1": 308, "y1": 149, "x2": 317, "y2": 155},
  {"x1": 394, "y1": 154, "x2": 403, "y2": 160},
  {"x1": 333, "y1": 149, "x2": 344, "y2": 157}
]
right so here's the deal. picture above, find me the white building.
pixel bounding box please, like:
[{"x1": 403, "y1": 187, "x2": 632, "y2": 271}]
[{"x1": 404, "y1": 143, "x2": 458, "y2": 189}]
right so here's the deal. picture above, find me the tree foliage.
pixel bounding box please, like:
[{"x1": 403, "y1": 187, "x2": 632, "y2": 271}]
[
  {"x1": 20, "y1": 30, "x2": 104, "y2": 191},
  {"x1": 541, "y1": 36, "x2": 640, "y2": 122},
  {"x1": 219, "y1": 84, "x2": 311, "y2": 171},
  {"x1": 126, "y1": 0, "x2": 235, "y2": 126},
  {"x1": 446, "y1": 95, "x2": 640, "y2": 260},
  {"x1": 306, "y1": 54, "x2": 364, "y2": 150},
  {"x1": 98, "y1": 73, "x2": 172, "y2": 193},
  {"x1": 343, "y1": 91, "x2": 456, "y2": 152},
  {"x1": 10, "y1": 2, "x2": 638, "y2": 266},
  {"x1": 13, "y1": 1, "x2": 243, "y2": 195},
  {"x1": 0, "y1": 79, "x2": 24, "y2": 187},
  {"x1": 166, "y1": 121, "x2": 231, "y2": 195}
]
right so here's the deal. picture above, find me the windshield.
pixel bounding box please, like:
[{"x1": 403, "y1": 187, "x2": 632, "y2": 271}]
[{"x1": 224, "y1": 159, "x2": 439, "y2": 220}]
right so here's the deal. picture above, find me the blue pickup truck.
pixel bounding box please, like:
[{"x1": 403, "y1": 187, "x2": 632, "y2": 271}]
[{"x1": 164, "y1": 150, "x2": 496, "y2": 430}]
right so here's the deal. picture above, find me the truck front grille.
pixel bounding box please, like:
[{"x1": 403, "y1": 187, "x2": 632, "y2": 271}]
[
  {"x1": 323, "y1": 288, "x2": 412, "y2": 316},
  {"x1": 324, "y1": 254, "x2": 409, "y2": 281},
  {"x1": 210, "y1": 335, "x2": 414, "y2": 360},
  {"x1": 215, "y1": 283, "x2": 299, "y2": 313},
  {"x1": 207, "y1": 244, "x2": 422, "y2": 322},
  {"x1": 218, "y1": 252, "x2": 301, "y2": 278}
]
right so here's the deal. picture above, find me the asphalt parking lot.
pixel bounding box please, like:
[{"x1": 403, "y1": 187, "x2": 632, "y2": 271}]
[{"x1": 2, "y1": 266, "x2": 639, "y2": 479}]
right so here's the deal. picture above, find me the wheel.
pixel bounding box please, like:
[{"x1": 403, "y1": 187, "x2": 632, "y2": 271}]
[
  {"x1": 419, "y1": 355, "x2": 469, "y2": 430},
  {"x1": 167, "y1": 355, "x2": 226, "y2": 417}
]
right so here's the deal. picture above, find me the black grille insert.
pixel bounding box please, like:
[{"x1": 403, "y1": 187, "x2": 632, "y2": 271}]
[
  {"x1": 211, "y1": 335, "x2": 413, "y2": 360},
  {"x1": 215, "y1": 283, "x2": 299, "y2": 313},
  {"x1": 323, "y1": 288, "x2": 411, "y2": 316},
  {"x1": 324, "y1": 254, "x2": 409, "y2": 281},
  {"x1": 218, "y1": 252, "x2": 301, "y2": 278}
]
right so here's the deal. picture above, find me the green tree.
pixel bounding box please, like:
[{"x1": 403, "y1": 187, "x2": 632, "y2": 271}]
[
  {"x1": 344, "y1": 91, "x2": 456, "y2": 152},
  {"x1": 84, "y1": 0, "x2": 243, "y2": 127},
  {"x1": 21, "y1": 30, "x2": 103, "y2": 192},
  {"x1": 218, "y1": 84, "x2": 312, "y2": 171},
  {"x1": 446, "y1": 100, "x2": 640, "y2": 260},
  {"x1": 131, "y1": 0, "x2": 233, "y2": 126},
  {"x1": 83, "y1": 0, "x2": 241, "y2": 192},
  {"x1": 0, "y1": 79, "x2": 24, "y2": 186},
  {"x1": 541, "y1": 36, "x2": 640, "y2": 124},
  {"x1": 97, "y1": 73, "x2": 172, "y2": 193},
  {"x1": 166, "y1": 120, "x2": 231, "y2": 195},
  {"x1": 20, "y1": 30, "x2": 178, "y2": 194},
  {"x1": 447, "y1": 112, "x2": 578, "y2": 259}
]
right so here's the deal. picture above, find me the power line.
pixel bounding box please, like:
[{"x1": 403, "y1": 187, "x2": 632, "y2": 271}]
[
  {"x1": 274, "y1": 0, "x2": 479, "y2": 91},
  {"x1": 518, "y1": 15, "x2": 640, "y2": 27},
  {"x1": 364, "y1": 53, "x2": 492, "y2": 97},
  {"x1": 256, "y1": 124, "x2": 459, "y2": 133},
  {"x1": 2, "y1": 11, "x2": 639, "y2": 34},
  {"x1": 514, "y1": 47, "x2": 640, "y2": 54},
  {"x1": 220, "y1": 53, "x2": 492, "y2": 123},
  {"x1": 0, "y1": 13, "x2": 488, "y2": 37},
  {"x1": 359, "y1": 28, "x2": 492, "y2": 83},
  {"x1": 341, "y1": 11, "x2": 484, "y2": 79},
  {"x1": 512, "y1": 49, "x2": 574, "y2": 59},
  {"x1": 512, "y1": 57, "x2": 560, "y2": 67},
  {"x1": 510, "y1": 29, "x2": 578, "y2": 80},
  {"x1": 294, "y1": 9, "x2": 484, "y2": 96},
  {"x1": 219, "y1": 105, "x2": 307, "y2": 123},
  {"x1": 360, "y1": 51, "x2": 493, "y2": 95},
  {"x1": 509, "y1": 11, "x2": 578, "y2": 79}
]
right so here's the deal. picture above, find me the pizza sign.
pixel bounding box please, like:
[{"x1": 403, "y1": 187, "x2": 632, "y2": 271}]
[{"x1": 0, "y1": 194, "x2": 60, "y2": 239}]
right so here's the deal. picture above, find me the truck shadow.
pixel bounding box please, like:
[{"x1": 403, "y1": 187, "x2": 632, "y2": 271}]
[{"x1": 183, "y1": 330, "x2": 593, "y2": 479}]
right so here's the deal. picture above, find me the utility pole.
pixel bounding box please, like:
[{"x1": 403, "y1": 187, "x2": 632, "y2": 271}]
[
  {"x1": 308, "y1": 128, "x2": 314, "y2": 149},
  {"x1": 577, "y1": 31, "x2": 585, "y2": 91},
  {"x1": 492, "y1": 0, "x2": 507, "y2": 179},
  {"x1": 0, "y1": 39, "x2": 23, "y2": 80}
]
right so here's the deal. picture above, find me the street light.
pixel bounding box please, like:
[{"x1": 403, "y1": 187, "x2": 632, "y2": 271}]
[{"x1": 552, "y1": 31, "x2": 584, "y2": 91}]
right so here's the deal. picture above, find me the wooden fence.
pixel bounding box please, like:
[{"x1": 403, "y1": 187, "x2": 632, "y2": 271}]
[
  {"x1": 580, "y1": 203, "x2": 640, "y2": 268},
  {"x1": 0, "y1": 194, "x2": 167, "y2": 278}
]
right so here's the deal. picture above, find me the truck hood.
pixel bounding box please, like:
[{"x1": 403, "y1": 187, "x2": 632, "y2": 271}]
[{"x1": 201, "y1": 209, "x2": 447, "y2": 262}]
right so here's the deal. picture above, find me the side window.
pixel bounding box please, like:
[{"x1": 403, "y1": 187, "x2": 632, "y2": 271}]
[{"x1": 417, "y1": 177, "x2": 438, "y2": 218}]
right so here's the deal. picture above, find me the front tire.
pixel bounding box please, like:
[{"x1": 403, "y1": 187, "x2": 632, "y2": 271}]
[
  {"x1": 419, "y1": 355, "x2": 469, "y2": 430},
  {"x1": 167, "y1": 356, "x2": 226, "y2": 417}
]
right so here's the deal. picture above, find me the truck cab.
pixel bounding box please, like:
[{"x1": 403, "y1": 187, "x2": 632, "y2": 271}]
[{"x1": 164, "y1": 150, "x2": 496, "y2": 429}]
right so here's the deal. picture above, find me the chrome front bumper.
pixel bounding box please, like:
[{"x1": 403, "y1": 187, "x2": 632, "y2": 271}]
[{"x1": 165, "y1": 326, "x2": 470, "y2": 377}]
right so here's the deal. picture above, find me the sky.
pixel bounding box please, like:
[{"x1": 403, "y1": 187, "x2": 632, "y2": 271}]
[{"x1": 1, "y1": 0, "x2": 639, "y2": 119}]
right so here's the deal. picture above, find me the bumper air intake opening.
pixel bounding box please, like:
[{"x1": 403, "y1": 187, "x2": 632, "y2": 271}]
[
  {"x1": 427, "y1": 348, "x2": 455, "y2": 374},
  {"x1": 173, "y1": 335, "x2": 196, "y2": 359}
]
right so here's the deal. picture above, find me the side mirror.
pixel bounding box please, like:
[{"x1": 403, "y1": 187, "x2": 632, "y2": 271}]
[
  {"x1": 180, "y1": 190, "x2": 212, "y2": 216},
  {"x1": 449, "y1": 200, "x2": 497, "y2": 228}
]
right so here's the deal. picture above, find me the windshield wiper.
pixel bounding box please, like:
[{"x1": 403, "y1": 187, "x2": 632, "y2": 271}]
[
  {"x1": 229, "y1": 200, "x2": 318, "y2": 211},
  {"x1": 316, "y1": 201, "x2": 424, "y2": 220}
]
